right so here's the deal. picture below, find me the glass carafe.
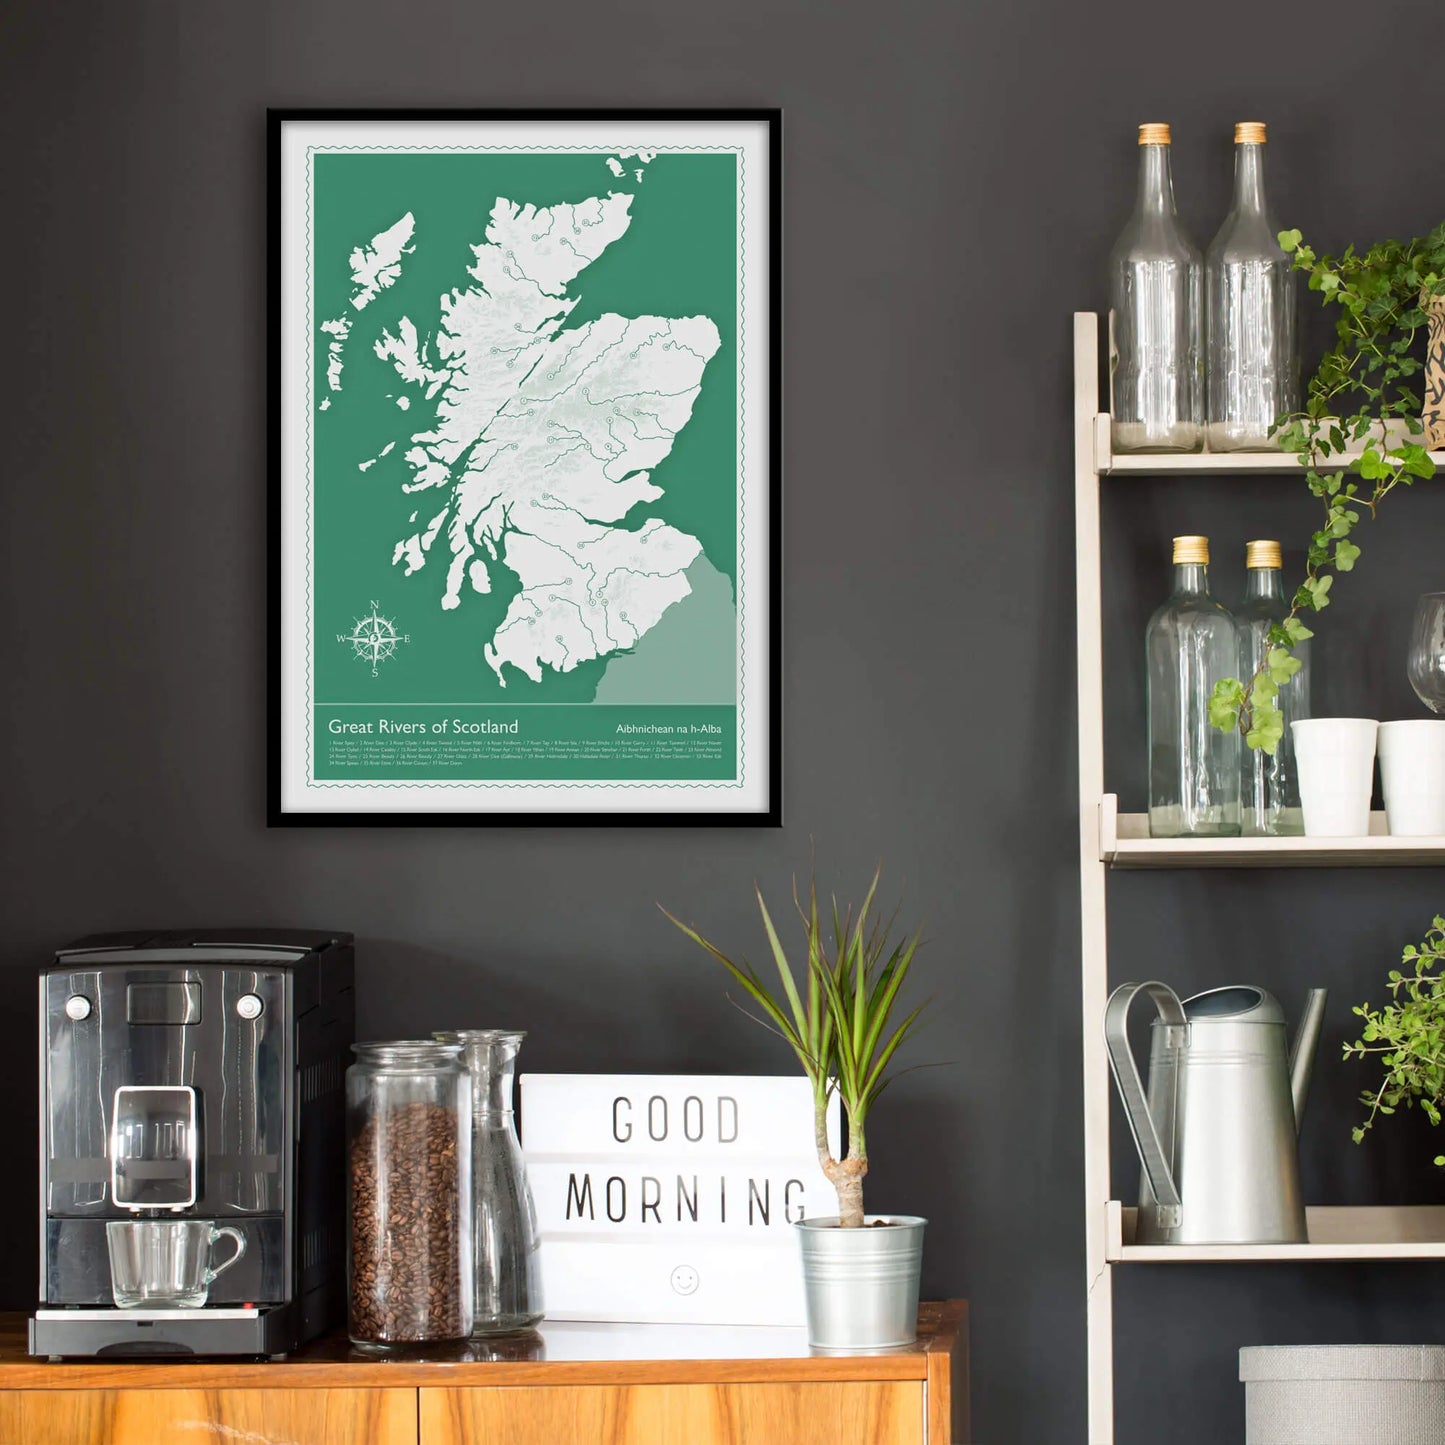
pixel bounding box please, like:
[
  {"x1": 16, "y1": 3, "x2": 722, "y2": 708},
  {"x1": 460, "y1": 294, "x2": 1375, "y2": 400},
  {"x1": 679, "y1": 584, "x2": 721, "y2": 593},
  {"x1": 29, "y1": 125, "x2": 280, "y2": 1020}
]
[
  {"x1": 1147, "y1": 535, "x2": 1241, "y2": 837},
  {"x1": 1206, "y1": 122, "x2": 1298, "y2": 450},
  {"x1": 436, "y1": 1030, "x2": 544, "y2": 1334},
  {"x1": 1110, "y1": 123, "x2": 1204, "y2": 453}
]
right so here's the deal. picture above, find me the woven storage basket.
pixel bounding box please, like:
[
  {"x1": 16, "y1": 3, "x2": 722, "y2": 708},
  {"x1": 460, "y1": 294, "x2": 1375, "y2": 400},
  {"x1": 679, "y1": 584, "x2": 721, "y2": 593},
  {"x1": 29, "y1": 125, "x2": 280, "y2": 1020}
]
[
  {"x1": 1426, "y1": 290, "x2": 1444, "y2": 451},
  {"x1": 1241, "y1": 1346, "x2": 1445, "y2": 1444}
]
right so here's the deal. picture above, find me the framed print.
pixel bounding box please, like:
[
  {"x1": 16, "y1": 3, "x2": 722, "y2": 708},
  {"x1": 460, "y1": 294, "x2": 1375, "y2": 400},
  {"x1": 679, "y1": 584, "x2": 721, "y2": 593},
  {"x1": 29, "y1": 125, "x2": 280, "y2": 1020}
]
[{"x1": 269, "y1": 110, "x2": 780, "y2": 824}]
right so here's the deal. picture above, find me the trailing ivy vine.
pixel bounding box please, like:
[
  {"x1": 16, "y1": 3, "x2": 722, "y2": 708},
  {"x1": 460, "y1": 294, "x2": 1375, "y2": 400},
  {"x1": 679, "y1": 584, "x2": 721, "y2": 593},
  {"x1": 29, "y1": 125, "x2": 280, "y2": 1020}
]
[{"x1": 1209, "y1": 223, "x2": 1445, "y2": 753}]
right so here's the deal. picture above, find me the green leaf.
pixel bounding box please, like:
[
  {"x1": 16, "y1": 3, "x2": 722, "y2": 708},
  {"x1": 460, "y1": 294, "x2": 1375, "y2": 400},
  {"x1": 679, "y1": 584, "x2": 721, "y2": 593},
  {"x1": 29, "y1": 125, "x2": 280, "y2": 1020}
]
[
  {"x1": 1356, "y1": 447, "x2": 1388, "y2": 480},
  {"x1": 1276, "y1": 420, "x2": 1307, "y2": 453},
  {"x1": 1267, "y1": 647, "x2": 1303, "y2": 685},
  {"x1": 1334, "y1": 538, "x2": 1361, "y2": 572},
  {"x1": 1302, "y1": 574, "x2": 1334, "y2": 609},
  {"x1": 860, "y1": 1003, "x2": 927, "y2": 1106},
  {"x1": 859, "y1": 933, "x2": 921, "y2": 1070},
  {"x1": 755, "y1": 888, "x2": 810, "y2": 1043},
  {"x1": 1282, "y1": 617, "x2": 1315, "y2": 644},
  {"x1": 1278, "y1": 228, "x2": 1303, "y2": 253},
  {"x1": 1209, "y1": 678, "x2": 1246, "y2": 733},
  {"x1": 1245, "y1": 698, "x2": 1285, "y2": 755},
  {"x1": 660, "y1": 905, "x2": 822, "y2": 1083},
  {"x1": 1394, "y1": 442, "x2": 1438, "y2": 479}
]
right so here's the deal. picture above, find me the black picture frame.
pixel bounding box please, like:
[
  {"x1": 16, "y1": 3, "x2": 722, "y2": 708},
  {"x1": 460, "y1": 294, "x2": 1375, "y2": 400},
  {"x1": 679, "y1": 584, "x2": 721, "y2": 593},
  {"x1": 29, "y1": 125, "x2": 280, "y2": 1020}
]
[{"x1": 268, "y1": 108, "x2": 782, "y2": 826}]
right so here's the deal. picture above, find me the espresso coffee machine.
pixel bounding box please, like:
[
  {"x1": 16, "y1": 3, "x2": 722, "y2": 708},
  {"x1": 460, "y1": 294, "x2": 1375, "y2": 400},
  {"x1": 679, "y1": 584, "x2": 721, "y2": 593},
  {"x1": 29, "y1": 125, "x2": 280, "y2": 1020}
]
[{"x1": 31, "y1": 930, "x2": 354, "y2": 1358}]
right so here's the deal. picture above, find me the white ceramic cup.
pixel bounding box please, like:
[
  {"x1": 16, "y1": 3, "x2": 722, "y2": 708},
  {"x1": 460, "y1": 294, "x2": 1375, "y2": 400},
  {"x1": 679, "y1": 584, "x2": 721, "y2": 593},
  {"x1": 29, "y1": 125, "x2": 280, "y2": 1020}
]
[
  {"x1": 1291, "y1": 718, "x2": 1379, "y2": 837},
  {"x1": 1378, "y1": 720, "x2": 1445, "y2": 836}
]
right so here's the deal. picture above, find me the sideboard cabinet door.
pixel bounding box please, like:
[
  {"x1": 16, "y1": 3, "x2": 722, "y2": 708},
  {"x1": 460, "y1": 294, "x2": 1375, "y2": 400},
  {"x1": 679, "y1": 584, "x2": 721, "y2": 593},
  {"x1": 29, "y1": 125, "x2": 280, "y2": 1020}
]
[
  {"x1": 0, "y1": 1387, "x2": 419, "y2": 1445},
  {"x1": 421, "y1": 1382, "x2": 926, "y2": 1445}
]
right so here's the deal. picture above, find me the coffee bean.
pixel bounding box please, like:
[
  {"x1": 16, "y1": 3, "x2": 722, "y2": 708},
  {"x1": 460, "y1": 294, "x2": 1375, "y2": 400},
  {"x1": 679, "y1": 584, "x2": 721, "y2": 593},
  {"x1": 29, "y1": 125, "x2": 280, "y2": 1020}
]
[{"x1": 349, "y1": 1099, "x2": 466, "y2": 1344}]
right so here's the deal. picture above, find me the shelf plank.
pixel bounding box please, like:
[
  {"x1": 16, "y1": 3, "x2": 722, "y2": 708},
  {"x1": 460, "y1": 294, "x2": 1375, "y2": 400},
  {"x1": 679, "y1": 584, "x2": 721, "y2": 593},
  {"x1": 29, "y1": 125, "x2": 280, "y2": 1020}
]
[
  {"x1": 1111, "y1": 449, "x2": 1315, "y2": 475},
  {"x1": 1099, "y1": 798, "x2": 1445, "y2": 868},
  {"x1": 1093, "y1": 411, "x2": 1445, "y2": 477},
  {"x1": 1107, "y1": 1202, "x2": 1445, "y2": 1262}
]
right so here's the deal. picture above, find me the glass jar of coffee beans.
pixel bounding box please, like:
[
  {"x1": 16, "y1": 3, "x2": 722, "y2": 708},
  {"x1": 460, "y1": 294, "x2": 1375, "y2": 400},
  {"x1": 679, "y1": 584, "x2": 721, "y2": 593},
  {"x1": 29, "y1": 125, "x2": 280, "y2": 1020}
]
[{"x1": 346, "y1": 1041, "x2": 473, "y2": 1349}]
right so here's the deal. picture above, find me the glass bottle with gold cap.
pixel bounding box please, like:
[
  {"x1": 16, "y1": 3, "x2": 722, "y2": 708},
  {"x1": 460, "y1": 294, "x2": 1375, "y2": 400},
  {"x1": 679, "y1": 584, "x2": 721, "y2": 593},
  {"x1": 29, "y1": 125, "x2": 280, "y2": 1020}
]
[
  {"x1": 1237, "y1": 539, "x2": 1309, "y2": 834},
  {"x1": 1109, "y1": 123, "x2": 1203, "y2": 453},
  {"x1": 1206, "y1": 122, "x2": 1298, "y2": 450},
  {"x1": 1146, "y1": 535, "x2": 1241, "y2": 837}
]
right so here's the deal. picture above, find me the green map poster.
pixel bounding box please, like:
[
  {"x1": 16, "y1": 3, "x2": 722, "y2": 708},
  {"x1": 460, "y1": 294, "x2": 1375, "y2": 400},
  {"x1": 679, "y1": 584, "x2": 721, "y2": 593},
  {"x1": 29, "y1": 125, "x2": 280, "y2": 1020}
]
[{"x1": 272, "y1": 114, "x2": 777, "y2": 822}]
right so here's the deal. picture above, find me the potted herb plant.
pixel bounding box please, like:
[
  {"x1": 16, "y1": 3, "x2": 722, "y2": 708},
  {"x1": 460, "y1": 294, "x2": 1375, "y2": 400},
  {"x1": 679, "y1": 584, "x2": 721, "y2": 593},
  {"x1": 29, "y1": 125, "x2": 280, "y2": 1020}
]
[
  {"x1": 1345, "y1": 916, "x2": 1445, "y2": 1161},
  {"x1": 662, "y1": 867, "x2": 930, "y2": 1350}
]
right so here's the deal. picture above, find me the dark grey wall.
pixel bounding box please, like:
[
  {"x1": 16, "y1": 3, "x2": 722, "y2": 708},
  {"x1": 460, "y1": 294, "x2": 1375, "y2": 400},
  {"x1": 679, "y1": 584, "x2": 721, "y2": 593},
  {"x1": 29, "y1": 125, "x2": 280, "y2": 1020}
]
[{"x1": 3, "y1": 2, "x2": 1442, "y2": 1440}]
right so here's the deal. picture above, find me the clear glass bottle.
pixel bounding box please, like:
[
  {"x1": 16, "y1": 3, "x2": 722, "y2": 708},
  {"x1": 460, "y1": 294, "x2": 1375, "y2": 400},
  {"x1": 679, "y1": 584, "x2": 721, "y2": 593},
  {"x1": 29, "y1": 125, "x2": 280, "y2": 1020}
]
[
  {"x1": 1238, "y1": 540, "x2": 1309, "y2": 835},
  {"x1": 1147, "y1": 535, "x2": 1241, "y2": 837},
  {"x1": 1206, "y1": 123, "x2": 1298, "y2": 450},
  {"x1": 435, "y1": 1030, "x2": 544, "y2": 1335},
  {"x1": 1110, "y1": 123, "x2": 1203, "y2": 453},
  {"x1": 346, "y1": 1041, "x2": 473, "y2": 1350}
]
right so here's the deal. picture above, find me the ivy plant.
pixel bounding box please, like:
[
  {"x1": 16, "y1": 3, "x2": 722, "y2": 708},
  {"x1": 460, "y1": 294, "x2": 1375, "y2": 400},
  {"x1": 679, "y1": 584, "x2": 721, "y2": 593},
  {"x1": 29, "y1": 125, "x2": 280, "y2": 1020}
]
[
  {"x1": 1209, "y1": 222, "x2": 1445, "y2": 753},
  {"x1": 1345, "y1": 917, "x2": 1445, "y2": 1164}
]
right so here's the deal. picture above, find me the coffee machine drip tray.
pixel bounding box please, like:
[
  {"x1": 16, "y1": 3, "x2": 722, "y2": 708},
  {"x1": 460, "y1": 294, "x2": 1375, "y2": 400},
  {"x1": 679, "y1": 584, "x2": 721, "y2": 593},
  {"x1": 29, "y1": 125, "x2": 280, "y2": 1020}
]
[
  {"x1": 30, "y1": 1306, "x2": 297, "y2": 1359},
  {"x1": 36, "y1": 1308, "x2": 261, "y2": 1321}
]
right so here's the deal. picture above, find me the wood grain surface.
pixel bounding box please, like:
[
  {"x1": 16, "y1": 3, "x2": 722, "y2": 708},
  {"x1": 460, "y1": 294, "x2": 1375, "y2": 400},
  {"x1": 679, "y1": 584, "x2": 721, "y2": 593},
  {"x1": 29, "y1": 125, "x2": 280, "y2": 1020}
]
[
  {"x1": 0, "y1": 1387, "x2": 418, "y2": 1445},
  {"x1": 420, "y1": 1381, "x2": 925, "y2": 1445},
  {"x1": 0, "y1": 1305, "x2": 968, "y2": 1442},
  {"x1": 0, "y1": 1302, "x2": 966, "y2": 1391}
]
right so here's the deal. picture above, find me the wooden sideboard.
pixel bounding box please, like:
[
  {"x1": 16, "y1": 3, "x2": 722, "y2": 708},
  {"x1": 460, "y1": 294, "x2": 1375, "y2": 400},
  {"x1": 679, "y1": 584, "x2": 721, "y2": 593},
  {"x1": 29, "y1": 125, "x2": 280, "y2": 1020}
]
[{"x1": 0, "y1": 1302, "x2": 968, "y2": 1445}]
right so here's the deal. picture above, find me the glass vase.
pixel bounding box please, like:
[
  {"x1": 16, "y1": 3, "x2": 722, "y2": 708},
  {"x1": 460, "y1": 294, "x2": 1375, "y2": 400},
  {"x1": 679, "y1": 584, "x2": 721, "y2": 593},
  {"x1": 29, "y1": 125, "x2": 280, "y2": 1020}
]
[{"x1": 436, "y1": 1030, "x2": 545, "y2": 1335}]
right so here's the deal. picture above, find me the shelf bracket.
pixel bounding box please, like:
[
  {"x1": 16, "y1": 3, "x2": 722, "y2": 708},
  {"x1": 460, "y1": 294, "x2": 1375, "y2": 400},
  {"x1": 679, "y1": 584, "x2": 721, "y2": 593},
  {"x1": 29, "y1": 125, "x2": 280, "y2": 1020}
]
[
  {"x1": 1098, "y1": 794, "x2": 1119, "y2": 862},
  {"x1": 1093, "y1": 414, "x2": 1113, "y2": 474}
]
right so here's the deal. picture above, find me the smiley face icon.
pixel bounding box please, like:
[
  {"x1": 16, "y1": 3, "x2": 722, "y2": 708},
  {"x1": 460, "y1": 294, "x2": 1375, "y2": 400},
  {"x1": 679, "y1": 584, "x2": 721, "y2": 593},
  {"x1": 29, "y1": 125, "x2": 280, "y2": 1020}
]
[{"x1": 669, "y1": 1264, "x2": 700, "y2": 1296}]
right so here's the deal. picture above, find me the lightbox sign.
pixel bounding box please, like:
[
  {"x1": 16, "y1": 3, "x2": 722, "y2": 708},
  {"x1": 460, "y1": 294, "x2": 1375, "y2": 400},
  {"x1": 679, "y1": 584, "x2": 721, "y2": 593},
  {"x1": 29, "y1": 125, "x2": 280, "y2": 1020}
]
[{"x1": 521, "y1": 1074, "x2": 841, "y2": 1325}]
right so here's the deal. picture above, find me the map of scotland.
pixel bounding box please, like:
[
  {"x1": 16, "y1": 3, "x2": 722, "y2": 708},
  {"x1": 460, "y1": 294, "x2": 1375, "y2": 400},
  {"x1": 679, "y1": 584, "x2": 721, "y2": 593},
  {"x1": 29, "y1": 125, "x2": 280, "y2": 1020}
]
[
  {"x1": 320, "y1": 183, "x2": 724, "y2": 689},
  {"x1": 279, "y1": 117, "x2": 771, "y2": 814}
]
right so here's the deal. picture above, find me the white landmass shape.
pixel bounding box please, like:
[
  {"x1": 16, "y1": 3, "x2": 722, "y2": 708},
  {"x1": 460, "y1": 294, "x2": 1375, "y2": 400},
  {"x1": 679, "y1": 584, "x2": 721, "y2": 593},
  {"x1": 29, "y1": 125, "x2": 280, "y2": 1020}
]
[
  {"x1": 349, "y1": 212, "x2": 415, "y2": 310},
  {"x1": 320, "y1": 316, "x2": 350, "y2": 391},
  {"x1": 318, "y1": 214, "x2": 415, "y2": 396},
  {"x1": 374, "y1": 191, "x2": 720, "y2": 687},
  {"x1": 604, "y1": 151, "x2": 655, "y2": 184}
]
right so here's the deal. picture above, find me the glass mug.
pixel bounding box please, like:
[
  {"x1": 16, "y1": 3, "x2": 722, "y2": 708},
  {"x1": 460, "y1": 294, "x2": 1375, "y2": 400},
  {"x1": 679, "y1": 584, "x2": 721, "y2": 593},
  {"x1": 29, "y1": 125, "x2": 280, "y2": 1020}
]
[{"x1": 106, "y1": 1219, "x2": 247, "y2": 1308}]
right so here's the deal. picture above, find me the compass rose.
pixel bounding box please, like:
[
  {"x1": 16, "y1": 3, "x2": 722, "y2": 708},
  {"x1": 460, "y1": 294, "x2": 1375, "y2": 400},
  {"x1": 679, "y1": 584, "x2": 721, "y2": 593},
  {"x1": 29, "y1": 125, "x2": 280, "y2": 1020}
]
[{"x1": 338, "y1": 602, "x2": 410, "y2": 677}]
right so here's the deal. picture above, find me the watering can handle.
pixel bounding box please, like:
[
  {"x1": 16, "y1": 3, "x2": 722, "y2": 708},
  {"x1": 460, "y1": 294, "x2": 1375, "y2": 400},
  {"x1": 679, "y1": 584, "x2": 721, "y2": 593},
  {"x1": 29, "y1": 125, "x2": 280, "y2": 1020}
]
[{"x1": 1104, "y1": 981, "x2": 1186, "y2": 1217}]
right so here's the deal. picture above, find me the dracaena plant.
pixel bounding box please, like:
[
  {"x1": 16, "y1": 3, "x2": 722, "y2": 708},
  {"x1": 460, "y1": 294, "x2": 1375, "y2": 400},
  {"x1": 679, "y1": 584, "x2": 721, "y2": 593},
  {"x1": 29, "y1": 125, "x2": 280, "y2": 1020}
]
[
  {"x1": 662, "y1": 868, "x2": 925, "y2": 1228},
  {"x1": 1209, "y1": 222, "x2": 1444, "y2": 753},
  {"x1": 1344, "y1": 917, "x2": 1445, "y2": 1165}
]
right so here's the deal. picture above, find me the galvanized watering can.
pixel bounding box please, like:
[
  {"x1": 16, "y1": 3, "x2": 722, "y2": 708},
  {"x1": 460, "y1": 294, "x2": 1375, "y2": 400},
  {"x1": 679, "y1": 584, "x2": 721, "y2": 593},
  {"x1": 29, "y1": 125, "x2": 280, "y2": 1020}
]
[{"x1": 1104, "y1": 982, "x2": 1327, "y2": 1246}]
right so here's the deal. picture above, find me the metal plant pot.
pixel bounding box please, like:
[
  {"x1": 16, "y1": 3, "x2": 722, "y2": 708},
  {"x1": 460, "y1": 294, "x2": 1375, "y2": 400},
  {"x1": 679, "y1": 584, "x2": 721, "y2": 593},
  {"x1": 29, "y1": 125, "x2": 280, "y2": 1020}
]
[{"x1": 795, "y1": 1215, "x2": 926, "y2": 1351}]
